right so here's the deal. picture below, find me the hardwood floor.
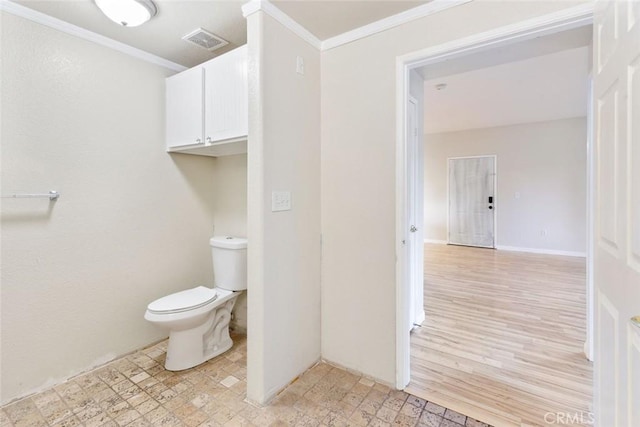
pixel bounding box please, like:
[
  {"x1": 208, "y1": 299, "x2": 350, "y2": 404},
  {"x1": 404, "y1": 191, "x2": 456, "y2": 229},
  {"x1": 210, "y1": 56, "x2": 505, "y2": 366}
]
[{"x1": 406, "y1": 244, "x2": 593, "y2": 427}]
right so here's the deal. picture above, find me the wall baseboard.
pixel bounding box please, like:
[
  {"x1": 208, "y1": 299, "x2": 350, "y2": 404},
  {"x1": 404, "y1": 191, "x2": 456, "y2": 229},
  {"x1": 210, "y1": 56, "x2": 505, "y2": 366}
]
[
  {"x1": 423, "y1": 240, "x2": 586, "y2": 257},
  {"x1": 496, "y1": 245, "x2": 586, "y2": 257}
]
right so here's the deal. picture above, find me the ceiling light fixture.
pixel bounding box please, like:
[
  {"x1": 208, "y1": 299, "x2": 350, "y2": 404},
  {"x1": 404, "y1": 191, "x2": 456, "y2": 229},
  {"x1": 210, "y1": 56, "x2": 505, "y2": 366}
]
[
  {"x1": 435, "y1": 83, "x2": 448, "y2": 91},
  {"x1": 95, "y1": 0, "x2": 157, "y2": 27}
]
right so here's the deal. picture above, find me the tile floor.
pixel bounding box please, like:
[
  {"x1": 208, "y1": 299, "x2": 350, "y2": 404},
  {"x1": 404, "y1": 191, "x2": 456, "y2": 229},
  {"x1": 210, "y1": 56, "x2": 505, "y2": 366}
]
[{"x1": 0, "y1": 335, "x2": 491, "y2": 427}]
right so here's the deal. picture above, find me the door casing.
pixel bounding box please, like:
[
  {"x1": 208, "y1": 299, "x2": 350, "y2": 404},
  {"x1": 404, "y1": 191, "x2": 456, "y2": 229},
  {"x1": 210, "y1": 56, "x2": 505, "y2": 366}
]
[
  {"x1": 394, "y1": 4, "x2": 595, "y2": 390},
  {"x1": 407, "y1": 96, "x2": 425, "y2": 329}
]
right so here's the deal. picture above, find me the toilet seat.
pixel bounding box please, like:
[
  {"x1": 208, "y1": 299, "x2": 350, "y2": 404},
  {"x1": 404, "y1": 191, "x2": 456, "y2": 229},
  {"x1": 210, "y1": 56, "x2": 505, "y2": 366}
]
[{"x1": 147, "y1": 286, "x2": 217, "y2": 315}]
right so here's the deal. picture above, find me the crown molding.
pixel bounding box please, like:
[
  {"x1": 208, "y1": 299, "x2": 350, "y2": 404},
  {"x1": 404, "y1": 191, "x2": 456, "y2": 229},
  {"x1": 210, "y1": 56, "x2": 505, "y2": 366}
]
[
  {"x1": 398, "y1": 2, "x2": 595, "y2": 69},
  {"x1": 242, "y1": 0, "x2": 474, "y2": 52},
  {"x1": 321, "y1": 0, "x2": 473, "y2": 51},
  {"x1": 242, "y1": 0, "x2": 322, "y2": 50},
  {"x1": 0, "y1": 0, "x2": 187, "y2": 72}
]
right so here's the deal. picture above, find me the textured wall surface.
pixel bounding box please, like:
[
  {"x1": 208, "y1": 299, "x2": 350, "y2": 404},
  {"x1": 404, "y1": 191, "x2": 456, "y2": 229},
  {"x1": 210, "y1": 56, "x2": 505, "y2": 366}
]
[
  {"x1": 213, "y1": 154, "x2": 248, "y2": 332},
  {"x1": 320, "y1": 0, "x2": 589, "y2": 385},
  {"x1": 0, "y1": 12, "x2": 219, "y2": 403},
  {"x1": 424, "y1": 118, "x2": 587, "y2": 253},
  {"x1": 246, "y1": 11, "x2": 321, "y2": 404}
]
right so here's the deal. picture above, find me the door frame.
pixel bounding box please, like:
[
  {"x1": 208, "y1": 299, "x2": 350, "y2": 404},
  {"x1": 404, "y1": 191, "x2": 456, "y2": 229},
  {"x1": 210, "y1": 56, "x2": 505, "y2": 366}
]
[
  {"x1": 408, "y1": 95, "x2": 426, "y2": 329},
  {"x1": 446, "y1": 155, "x2": 497, "y2": 249},
  {"x1": 394, "y1": 3, "x2": 595, "y2": 389}
]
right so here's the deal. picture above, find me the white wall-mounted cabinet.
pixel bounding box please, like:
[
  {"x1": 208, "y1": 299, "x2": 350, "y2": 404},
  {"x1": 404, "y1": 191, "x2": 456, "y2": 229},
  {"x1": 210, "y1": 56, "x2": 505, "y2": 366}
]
[
  {"x1": 166, "y1": 67, "x2": 204, "y2": 148},
  {"x1": 166, "y1": 45, "x2": 247, "y2": 157},
  {"x1": 204, "y1": 47, "x2": 248, "y2": 143}
]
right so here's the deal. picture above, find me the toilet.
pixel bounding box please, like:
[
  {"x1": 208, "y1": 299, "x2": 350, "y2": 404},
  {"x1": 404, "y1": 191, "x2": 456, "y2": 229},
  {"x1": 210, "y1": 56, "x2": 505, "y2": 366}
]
[{"x1": 144, "y1": 236, "x2": 247, "y2": 371}]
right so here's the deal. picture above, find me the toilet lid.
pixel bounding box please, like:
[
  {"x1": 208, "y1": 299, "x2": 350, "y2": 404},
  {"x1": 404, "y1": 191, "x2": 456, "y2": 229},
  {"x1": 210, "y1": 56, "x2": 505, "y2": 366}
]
[{"x1": 147, "y1": 286, "x2": 218, "y2": 314}]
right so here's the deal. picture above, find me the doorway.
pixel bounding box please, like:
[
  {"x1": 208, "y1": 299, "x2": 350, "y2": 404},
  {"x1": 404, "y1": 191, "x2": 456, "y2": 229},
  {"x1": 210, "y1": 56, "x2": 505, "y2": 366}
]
[{"x1": 395, "y1": 8, "x2": 595, "y2": 427}]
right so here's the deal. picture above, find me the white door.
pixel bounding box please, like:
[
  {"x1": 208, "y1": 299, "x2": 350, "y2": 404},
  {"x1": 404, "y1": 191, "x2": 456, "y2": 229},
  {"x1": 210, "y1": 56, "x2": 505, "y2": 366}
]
[
  {"x1": 165, "y1": 66, "x2": 204, "y2": 149},
  {"x1": 407, "y1": 97, "x2": 425, "y2": 329},
  {"x1": 593, "y1": 1, "x2": 640, "y2": 426},
  {"x1": 448, "y1": 156, "x2": 495, "y2": 248},
  {"x1": 204, "y1": 45, "x2": 248, "y2": 143}
]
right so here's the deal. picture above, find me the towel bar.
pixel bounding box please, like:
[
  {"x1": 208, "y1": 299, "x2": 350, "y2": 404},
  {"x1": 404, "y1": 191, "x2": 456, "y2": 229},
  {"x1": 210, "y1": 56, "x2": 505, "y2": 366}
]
[{"x1": 1, "y1": 190, "x2": 60, "y2": 201}]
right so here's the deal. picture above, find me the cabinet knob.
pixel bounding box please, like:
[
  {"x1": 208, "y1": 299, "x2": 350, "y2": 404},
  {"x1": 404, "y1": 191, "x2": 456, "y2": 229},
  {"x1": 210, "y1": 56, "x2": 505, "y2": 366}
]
[
  {"x1": 195, "y1": 138, "x2": 202, "y2": 144},
  {"x1": 206, "y1": 136, "x2": 212, "y2": 143}
]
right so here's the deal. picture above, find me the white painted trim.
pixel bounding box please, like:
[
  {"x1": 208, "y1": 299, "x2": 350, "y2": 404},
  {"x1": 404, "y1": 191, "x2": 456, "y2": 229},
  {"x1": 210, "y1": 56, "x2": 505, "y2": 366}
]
[
  {"x1": 446, "y1": 154, "x2": 498, "y2": 160},
  {"x1": 242, "y1": 0, "x2": 321, "y2": 50},
  {"x1": 0, "y1": 0, "x2": 187, "y2": 72},
  {"x1": 407, "y1": 94, "x2": 423, "y2": 332},
  {"x1": 395, "y1": 59, "x2": 411, "y2": 390},
  {"x1": 398, "y1": 3, "x2": 595, "y2": 70},
  {"x1": 242, "y1": 0, "x2": 471, "y2": 52},
  {"x1": 496, "y1": 245, "x2": 586, "y2": 258},
  {"x1": 585, "y1": 74, "x2": 595, "y2": 362},
  {"x1": 321, "y1": 0, "x2": 472, "y2": 51},
  {"x1": 424, "y1": 239, "x2": 447, "y2": 245},
  {"x1": 412, "y1": 309, "x2": 426, "y2": 329},
  {"x1": 395, "y1": 5, "x2": 594, "y2": 391}
]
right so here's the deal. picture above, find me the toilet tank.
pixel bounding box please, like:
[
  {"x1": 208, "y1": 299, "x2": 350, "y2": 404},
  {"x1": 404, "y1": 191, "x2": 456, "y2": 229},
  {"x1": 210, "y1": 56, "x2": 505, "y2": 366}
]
[{"x1": 210, "y1": 236, "x2": 247, "y2": 291}]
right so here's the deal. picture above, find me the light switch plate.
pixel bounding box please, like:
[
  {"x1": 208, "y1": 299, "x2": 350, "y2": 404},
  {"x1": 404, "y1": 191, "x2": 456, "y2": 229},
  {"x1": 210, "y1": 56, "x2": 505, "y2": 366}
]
[
  {"x1": 272, "y1": 191, "x2": 291, "y2": 212},
  {"x1": 296, "y1": 56, "x2": 304, "y2": 75}
]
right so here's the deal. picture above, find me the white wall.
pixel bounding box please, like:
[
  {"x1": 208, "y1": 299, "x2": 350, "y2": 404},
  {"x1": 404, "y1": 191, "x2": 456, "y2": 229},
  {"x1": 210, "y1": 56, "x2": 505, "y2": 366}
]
[
  {"x1": 424, "y1": 118, "x2": 587, "y2": 254},
  {"x1": 320, "y1": 0, "x2": 589, "y2": 386},
  {"x1": 213, "y1": 154, "x2": 248, "y2": 332},
  {"x1": 246, "y1": 11, "x2": 321, "y2": 404},
  {"x1": 0, "y1": 12, "x2": 221, "y2": 403},
  {"x1": 213, "y1": 154, "x2": 248, "y2": 239}
]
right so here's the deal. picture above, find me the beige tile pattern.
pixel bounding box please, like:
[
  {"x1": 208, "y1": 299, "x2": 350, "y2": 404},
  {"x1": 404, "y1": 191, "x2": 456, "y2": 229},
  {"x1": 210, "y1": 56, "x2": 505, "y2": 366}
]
[{"x1": 1, "y1": 335, "x2": 489, "y2": 427}]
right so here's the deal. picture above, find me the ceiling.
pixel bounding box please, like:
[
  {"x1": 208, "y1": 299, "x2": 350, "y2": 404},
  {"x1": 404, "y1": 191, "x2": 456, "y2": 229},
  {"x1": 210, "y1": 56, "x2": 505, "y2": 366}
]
[
  {"x1": 12, "y1": 0, "x2": 428, "y2": 68},
  {"x1": 11, "y1": 1, "x2": 591, "y2": 129},
  {"x1": 272, "y1": 1, "x2": 426, "y2": 41},
  {"x1": 422, "y1": 39, "x2": 591, "y2": 134},
  {"x1": 415, "y1": 25, "x2": 592, "y2": 81},
  {"x1": 14, "y1": 0, "x2": 247, "y2": 68}
]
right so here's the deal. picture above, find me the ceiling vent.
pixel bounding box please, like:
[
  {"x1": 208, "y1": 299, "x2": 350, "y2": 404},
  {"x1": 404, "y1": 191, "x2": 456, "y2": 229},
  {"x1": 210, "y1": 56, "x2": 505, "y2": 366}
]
[{"x1": 182, "y1": 28, "x2": 229, "y2": 52}]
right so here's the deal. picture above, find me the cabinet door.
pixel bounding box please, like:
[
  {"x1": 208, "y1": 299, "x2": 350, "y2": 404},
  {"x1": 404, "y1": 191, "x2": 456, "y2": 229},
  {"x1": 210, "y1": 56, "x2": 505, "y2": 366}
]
[
  {"x1": 166, "y1": 66, "x2": 204, "y2": 149},
  {"x1": 204, "y1": 46, "x2": 248, "y2": 143}
]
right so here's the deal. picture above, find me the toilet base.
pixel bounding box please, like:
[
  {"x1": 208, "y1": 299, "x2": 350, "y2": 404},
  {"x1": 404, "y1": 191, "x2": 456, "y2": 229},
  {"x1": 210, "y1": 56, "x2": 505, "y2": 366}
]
[{"x1": 164, "y1": 297, "x2": 237, "y2": 371}]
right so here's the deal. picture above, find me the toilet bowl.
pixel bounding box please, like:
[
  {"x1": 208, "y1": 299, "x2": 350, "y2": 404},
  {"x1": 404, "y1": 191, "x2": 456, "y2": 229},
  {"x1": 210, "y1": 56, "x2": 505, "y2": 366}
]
[{"x1": 144, "y1": 236, "x2": 247, "y2": 371}]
